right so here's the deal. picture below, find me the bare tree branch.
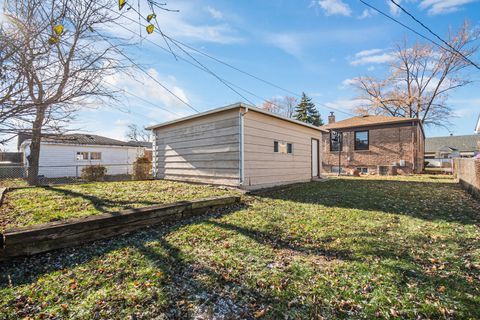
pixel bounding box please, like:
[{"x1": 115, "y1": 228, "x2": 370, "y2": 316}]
[{"x1": 350, "y1": 21, "x2": 479, "y2": 128}]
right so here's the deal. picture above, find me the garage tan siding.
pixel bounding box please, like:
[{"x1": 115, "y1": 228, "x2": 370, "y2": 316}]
[
  {"x1": 152, "y1": 109, "x2": 240, "y2": 186},
  {"x1": 243, "y1": 110, "x2": 322, "y2": 189}
]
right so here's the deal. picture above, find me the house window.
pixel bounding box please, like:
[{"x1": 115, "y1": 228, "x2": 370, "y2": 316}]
[
  {"x1": 90, "y1": 152, "x2": 102, "y2": 160},
  {"x1": 76, "y1": 152, "x2": 89, "y2": 161},
  {"x1": 287, "y1": 143, "x2": 293, "y2": 154},
  {"x1": 274, "y1": 141, "x2": 293, "y2": 154},
  {"x1": 357, "y1": 167, "x2": 368, "y2": 174},
  {"x1": 355, "y1": 130, "x2": 369, "y2": 150},
  {"x1": 330, "y1": 131, "x2": 343, "y2": 151}
]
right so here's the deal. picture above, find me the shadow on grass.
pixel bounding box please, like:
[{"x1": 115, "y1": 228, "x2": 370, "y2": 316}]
[
  {"x1": 254, "y1": 178, "x2": 480, "y2": 225},
  {"x1": 43, "y1": 186, "x2": 161, "y2": 213},
  {"x1": 1, "y1": 180, "x2": 479, "y2": 318}
]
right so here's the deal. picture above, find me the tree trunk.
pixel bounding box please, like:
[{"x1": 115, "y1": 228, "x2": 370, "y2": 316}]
[{"x1": 27, "y1": 105, "x2": 46, "y2": 186}]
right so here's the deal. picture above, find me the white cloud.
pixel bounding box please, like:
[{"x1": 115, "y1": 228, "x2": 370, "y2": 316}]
[
  {"x1": 388, "y1": 0, "x2": 402, "y2": 16},
  {"x1": 268, "y1": 33, "x2": 305, "y2": 57},
  {"x1": 206, "y1": 6, "x2": 223, "y2": 20},
  {"x1": 418, "y1": 0, "x2": 479, "y2": 15},
  {"x1": 104, "y1": 68, "x2": 192, "y2": 120},
  {"x1": 349, "y1": 48, "x2": 395, "y2": 65},
  {"x1": 316, "y1": 0, "x2": 352, "y2": 16},
  {"x1": 113, "y1": 2, "x2": 242, "y2": 44},
  {"x1": 114, "y1": 119, "x2": 130, "y2": 126},
  {"x1": 341, "y1": 78, "x2": 358, "y2": 87},
  {"x1": 267, "y1": 27, "x2": 386, "y2": 58},
  {"x1": 323, "y1": 98, "x2": 367, "y2": 113},
  {"x1": 358, "y1": 9, "x2": 377, "y2": 19}
]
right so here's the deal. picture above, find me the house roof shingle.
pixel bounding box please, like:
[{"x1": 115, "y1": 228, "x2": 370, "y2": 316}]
[
  {"x1": 321, "y1": 115, "x2": 420, "y2": 130},
  {"x1": 19, "y1": 133, "x2": 146, "y2": 148},
  {"x1": 425, "y1": 135, "x2": 480, "y2": 153}
]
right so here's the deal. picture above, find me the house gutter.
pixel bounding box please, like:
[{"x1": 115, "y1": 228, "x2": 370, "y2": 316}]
[{"x1": 239, "y1": 106, "x2": 248, "y2": 186}]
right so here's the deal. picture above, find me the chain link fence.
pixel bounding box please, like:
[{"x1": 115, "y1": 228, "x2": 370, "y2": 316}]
[{"x1": 0, "y1": 163, "x2": 152, "y2": 188}]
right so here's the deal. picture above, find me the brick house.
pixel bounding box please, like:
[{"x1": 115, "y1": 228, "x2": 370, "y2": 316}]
[{"x1": 321, "y1": 112, "x2": 425, "y2": 175}]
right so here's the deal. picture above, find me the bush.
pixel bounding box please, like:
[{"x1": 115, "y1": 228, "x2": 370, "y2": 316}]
[
  {"x1": 133, "y1": 156, "x2": 152, "y2": 180},
  {"x1": 81, "y1": 165, "x2": 107, "y2": 182}
]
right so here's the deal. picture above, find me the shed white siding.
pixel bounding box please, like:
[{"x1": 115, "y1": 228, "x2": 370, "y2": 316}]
[
  {"x1": 149, "y1": 104, "x2": 325, "y2": 190},
  {"x1": 21, "y1": 143, "x2": 144, "y2": 178},
  {"x1": 243, "y1": 110, "x2": 322, "y2": 189},
  {"x1": 152, "y1": 109, "x2": 240, "y2": 186}
]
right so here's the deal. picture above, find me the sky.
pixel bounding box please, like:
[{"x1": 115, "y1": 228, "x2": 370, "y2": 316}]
[{"x1": 2, "y1": 0, "x2": 480, "y2": 150}]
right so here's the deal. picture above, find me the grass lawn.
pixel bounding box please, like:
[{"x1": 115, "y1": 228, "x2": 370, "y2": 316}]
[
  {"x1": 1, "y1": 175, "x2": 479, "y2": 319},
  {"x1": 0, "y1": 180, "x2": 239, "y2": 231}
]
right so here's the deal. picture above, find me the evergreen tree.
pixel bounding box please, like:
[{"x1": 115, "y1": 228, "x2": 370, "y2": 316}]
[{"x1": 294, "y1": 92, "x2": 324, "y2": 126}]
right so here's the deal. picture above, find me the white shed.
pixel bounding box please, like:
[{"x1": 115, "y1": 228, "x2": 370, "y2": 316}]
[{"x1": 147, "y1": 103, "x2": 327, "y2": 190}]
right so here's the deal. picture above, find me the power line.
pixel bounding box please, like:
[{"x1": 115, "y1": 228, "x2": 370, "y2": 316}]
[
  {"x1": 388, "y1": 0, "x2": 480, "y2": 70},
  {"x1": 359, "y1": 0, "x2": 447, "y2": 47},
  {"x1": 108, "y1": 5, "x2": 354, "y2": 116},
  {"x1": 359, "y1": 0, "x2": 479, "y2": 71},
  {"x1": 93, "y1": 30, "x2": 199, "y2": 113},
  {"x1": 126, "y1": 4, "x2": 256, "y2": 105},
  {"x1": 108, "y1": 19, "x2": 289, "y2": 113},
  {"x1": 106, "y1": 82, "x2": 184, "y2": 117},
  {"x1": 108, "y1": 16, "x2": 331, "y2": 118}
]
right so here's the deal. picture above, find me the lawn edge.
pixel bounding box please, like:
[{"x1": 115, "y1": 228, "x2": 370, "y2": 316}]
[{"x1": 0, "y1": 195, "x2": 241, "y2": 261}]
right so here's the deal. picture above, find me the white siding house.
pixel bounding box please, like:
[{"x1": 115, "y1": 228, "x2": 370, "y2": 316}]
[{"x1": 19, "y1": 134, "x2": 147, "y2": 178}]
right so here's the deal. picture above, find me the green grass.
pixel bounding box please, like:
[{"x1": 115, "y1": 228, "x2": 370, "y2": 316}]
[
  {"x1": 0, "y1": 178, "x2": 28, "y2": 188},
  {"x1": 0, "y1": 180, "x2": 239, "y2": 230},
  {"x1": 1, "y1": 175, "x2": 479, "y2": 319}
]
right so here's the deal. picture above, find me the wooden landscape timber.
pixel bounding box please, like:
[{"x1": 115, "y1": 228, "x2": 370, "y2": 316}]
[{"x1": 0, "y1": 195, "x2": 240, "y2": 261}]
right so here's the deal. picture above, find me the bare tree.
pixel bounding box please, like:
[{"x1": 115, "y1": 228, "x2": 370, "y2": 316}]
[
  {"x1": 260, "y1": 96, "x2": 297, "y2": 118},
  {"x1": 126, "y1": 124, "x2": 150, "y2": 142},
  {"x1": 2, "y1": 0, "x2": 129, "y2": 184},
  {"x1": 350, "y1": 21, "x2": 479, "y2": 128}
]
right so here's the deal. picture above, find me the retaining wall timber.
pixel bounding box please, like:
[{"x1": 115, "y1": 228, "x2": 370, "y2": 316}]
[{"x1": 0, "y1": 196, "x2": 240, "y2": 261}]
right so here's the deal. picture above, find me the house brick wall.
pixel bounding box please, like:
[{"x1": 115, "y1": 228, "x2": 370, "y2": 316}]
[{"x1": 321, "y1": 123, "x2": 424, "y2": 174}]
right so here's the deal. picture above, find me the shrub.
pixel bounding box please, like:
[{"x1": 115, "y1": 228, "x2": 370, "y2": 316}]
[
  {"x1": 81, "y1": 165, "x2": 107, "y2": 182},
  {"x1": 133, "y1": 156, "x2": 152, "y2": 180}
]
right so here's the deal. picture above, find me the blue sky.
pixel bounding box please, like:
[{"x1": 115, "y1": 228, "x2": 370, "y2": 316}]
[{"x1": 2, "y1": 0, "x2": 480, "y2": 149}]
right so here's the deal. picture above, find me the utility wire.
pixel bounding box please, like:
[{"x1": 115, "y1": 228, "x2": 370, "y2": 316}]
[
  {"x1": 388, "y1": 0, "x2": 480, "y2": 70},
  {"x1": 106, "y1": 82, "x2": 184, "y2": 116},
  {"x1": 93, "y1": 30, "x2": 199, "y2": 113},
  {"x1": 108, "y1": 5, "x2": 354, "y2": 116},
  {"x1": 359, "y1": 0, "x2": 479, "y2": 70},
  {"x1": 126, "y1": 4, "x2": 257, "y2": 105},
  {"x1": 109, "y1": 19, "x2": 287, "y2": 112}
]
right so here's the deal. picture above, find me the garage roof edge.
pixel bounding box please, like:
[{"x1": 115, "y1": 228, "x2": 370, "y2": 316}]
[{"x1": 146, "y1": 102, "x2": 328, "y2": 132}]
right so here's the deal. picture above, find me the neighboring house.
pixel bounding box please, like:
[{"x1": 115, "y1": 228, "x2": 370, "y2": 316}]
[
  {"x1": 425, "y1": 135, "x2": 480, "y2": 160},
  {"x1": 18, "y1": 133, "x2": 147, "y2": 178},
  {"x1": 147, "y1": 102, "x2": 327, "y2": 190},
  {"x1": 320, "y1": 113, "x2": 425, "y2": 175}
]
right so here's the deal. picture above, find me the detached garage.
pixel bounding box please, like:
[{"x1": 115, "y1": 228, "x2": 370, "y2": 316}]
[{"x1": 147, "y1": 102, "x2": 326, "y2": 190}]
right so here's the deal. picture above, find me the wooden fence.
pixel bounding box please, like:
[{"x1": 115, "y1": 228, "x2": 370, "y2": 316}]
[
  {"x1": 0, "y1": 195, "x2": 240, "y2": 261},
  {"x1": 453, "y1": 158, "x2": 480, "y2": 199}
]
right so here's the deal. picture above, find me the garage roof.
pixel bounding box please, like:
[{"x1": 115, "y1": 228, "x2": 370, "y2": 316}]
[{"x1": 146, "y1": 102, "x2": 328, "y2": 132}]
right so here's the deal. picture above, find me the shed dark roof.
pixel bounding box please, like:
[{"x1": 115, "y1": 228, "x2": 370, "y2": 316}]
[
  {"x1": 19, "y1": 133, "x2": 144, "y2": 148},
  {"x1": 425, "y1": 135, "x2": 480, "y2": 153}
]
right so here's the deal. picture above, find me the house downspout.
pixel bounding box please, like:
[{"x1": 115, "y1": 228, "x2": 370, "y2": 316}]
[{"x1": 239, "y1": 106, "x2": 248, "y2": 186}]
